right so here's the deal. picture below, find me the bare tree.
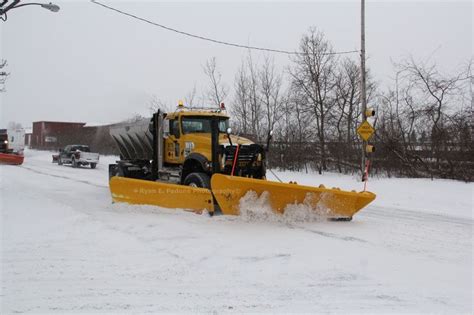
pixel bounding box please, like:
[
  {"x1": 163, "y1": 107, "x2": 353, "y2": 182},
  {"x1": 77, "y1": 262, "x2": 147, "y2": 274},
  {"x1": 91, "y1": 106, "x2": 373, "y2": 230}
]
[
  {"x1": 203, "y1": 57, "x2": 228, "y2": 107},
  {"x1": 230, "y1": 53, "x2": 266, "y2": 140},
  {"x1": 231, "y1": 61, "x2": 250, "y2": 134},
  {"x1": 372, "y1": 57, "x2": 473, "y2": 179},
  {"x1": 377, "y1": 81, "x2": 426, "y2": 177},
  {"x1": 399, "y1": 57, "x2": 471, "y2": 170},
  {"x1": 289, "y1": 28, "x2": 338, "y2": 172},
  {"x1": 0, "y1": 60, "x2": 8, "y2": 92},
  {"x1": 185, "y1": 83, "x2": 198, "y2": 108},
  {"x1": 148, "y1": 94, "x2": 173, "y2": 114},
  {"x1": 247, "y1": 53, "x2": 263, "y2": 140},
  {"x1": 279, "y1": 87, "x2": 315, "y2": 171},
  {"x1": 330, "y1": 59, "x2": 359, "y2": 171},
  {"x1": 259, "y1": 56, "x2": 284, "y2": 139}
]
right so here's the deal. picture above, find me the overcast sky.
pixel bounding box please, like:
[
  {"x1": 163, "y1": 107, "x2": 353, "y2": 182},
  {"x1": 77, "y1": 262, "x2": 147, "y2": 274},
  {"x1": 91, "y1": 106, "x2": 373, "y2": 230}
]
[{"x1": 0, "y1": 0, "x2": 472, "y2": 128}]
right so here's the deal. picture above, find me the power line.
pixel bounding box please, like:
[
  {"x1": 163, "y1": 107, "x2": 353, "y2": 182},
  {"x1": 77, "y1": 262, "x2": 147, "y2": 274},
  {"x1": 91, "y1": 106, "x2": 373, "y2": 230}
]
[{"x1": 90, "y1": 0, "x2": 359, "y2": 57}]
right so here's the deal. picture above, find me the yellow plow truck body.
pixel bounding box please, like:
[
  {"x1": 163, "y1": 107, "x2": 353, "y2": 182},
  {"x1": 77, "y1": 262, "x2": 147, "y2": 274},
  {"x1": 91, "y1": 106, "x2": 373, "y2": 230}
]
[{"x1": 109, "y1": 174, "x2": 375, "y2": 219}]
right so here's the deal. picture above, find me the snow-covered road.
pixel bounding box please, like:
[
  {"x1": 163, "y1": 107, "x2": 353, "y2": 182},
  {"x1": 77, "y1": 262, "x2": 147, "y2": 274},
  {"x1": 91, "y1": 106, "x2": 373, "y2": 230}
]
[{"x1": 1, "y1": 150, "x2": 472, "y2": 313}]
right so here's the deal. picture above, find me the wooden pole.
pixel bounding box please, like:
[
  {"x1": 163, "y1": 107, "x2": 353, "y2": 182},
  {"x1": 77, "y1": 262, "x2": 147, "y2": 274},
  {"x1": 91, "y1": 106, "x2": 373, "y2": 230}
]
[{"x1": 360, "y1": 0, "x2": 368, "y2": 180}]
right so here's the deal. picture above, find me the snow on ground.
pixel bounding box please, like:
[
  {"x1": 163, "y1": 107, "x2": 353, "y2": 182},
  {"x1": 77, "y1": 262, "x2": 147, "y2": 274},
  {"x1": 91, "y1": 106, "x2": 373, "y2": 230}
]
[{"x1": 1, "y1": 149, "x2": 472, "y2": 313}]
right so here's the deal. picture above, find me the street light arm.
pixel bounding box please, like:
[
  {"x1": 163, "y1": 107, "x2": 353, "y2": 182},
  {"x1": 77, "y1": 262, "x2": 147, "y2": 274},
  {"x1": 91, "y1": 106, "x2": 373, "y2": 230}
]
[
  {"x1": 0, "y1": 1, "x2": 60, "y2": 15},
  {"x1": 12, "y1": 2, "x2": 59, "y2": 12}
]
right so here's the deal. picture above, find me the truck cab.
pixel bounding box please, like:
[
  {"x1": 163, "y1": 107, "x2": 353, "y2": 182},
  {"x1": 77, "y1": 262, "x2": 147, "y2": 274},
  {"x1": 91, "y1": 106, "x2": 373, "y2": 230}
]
[
  {"x1": 163, "y1": 108, "x2": 264, "y2": 186},
  {"x1": 164, "y1": 111, "x2": 231, "y2": 164}
]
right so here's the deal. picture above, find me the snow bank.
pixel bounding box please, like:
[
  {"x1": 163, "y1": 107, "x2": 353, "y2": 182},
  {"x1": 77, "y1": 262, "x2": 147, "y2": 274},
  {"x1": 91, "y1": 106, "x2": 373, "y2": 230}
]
[{"x1": 239, "y1": 190, "x2": 331, "y2": 224}]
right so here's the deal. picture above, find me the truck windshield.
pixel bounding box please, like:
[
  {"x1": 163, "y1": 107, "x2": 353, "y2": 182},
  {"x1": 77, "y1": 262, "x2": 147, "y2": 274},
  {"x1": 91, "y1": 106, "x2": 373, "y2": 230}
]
[{"x1": 182, "y1": 117, "x2": 229, "y2": 134}]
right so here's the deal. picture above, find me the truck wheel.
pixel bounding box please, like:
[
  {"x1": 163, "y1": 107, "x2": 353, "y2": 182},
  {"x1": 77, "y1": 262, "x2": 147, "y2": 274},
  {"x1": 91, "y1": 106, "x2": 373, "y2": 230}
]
[
  {"x1": 90, "y1": 163, "x2": 97, "y2": 169},
  {"x1": 184, "y1": 172, "x2": 210, "y2": 189}
]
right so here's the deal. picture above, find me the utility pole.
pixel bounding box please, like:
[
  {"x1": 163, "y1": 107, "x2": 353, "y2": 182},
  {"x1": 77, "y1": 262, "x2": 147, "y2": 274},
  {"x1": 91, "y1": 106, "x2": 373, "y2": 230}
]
[
  {"x1": 470, "y1": 72, "x2": 473, "y2": 114},
  {"x1": 360, "y1": 0, "x2": 368, "y2": 180}
]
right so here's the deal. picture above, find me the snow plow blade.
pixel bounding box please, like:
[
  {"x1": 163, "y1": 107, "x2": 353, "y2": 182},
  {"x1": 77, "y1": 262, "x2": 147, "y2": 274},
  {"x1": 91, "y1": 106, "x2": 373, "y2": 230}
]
[
  {"x1": 0, "y1": 153, "x2": 24, "y2": 165},
  {"x1": 211, "y1": 174, "x2": 376, "y2": 219},
  {"x1": 109, "y1": 177, "x2": 215, "y2": 213}
]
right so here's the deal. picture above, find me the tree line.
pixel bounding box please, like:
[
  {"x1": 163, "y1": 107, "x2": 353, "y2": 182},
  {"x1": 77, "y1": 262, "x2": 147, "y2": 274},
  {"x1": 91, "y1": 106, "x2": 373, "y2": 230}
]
[
  {"x1": 7, "y1": 27, "x2": 471, "y2": 181},
  {"x1": 201, "y1": 28, "x2": 473, "y2": 181}
]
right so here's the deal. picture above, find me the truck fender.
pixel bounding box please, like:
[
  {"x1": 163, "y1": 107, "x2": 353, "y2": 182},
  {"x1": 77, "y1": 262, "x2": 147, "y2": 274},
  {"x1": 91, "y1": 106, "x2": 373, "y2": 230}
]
[{"x1": 182, "y1": 153, "x2": 209, "y2": 183}]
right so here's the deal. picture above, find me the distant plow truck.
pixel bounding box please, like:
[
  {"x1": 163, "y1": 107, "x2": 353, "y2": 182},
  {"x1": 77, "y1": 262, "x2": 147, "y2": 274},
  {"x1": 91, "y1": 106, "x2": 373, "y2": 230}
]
[
  {"x1": 108, "y1": 102, "x2": 375, "y2": 220},
  {"x1": 0, "y1": 128, "x2": 25, "y2": 165}
]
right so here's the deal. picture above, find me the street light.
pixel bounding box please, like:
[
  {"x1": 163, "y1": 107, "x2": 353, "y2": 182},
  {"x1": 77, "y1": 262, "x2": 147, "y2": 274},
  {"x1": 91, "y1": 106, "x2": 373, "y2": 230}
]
[
  {"x1": 0, "y1": 0, "x2": 60, "y2": 21},
  {"x1": 15, "y1": 2, "x2": 60, "y2": 12}
]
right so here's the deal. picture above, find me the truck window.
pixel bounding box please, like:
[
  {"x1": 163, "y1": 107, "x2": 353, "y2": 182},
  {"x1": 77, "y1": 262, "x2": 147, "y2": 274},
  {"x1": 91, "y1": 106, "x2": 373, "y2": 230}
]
[
  {"x1": 71, "y1": 145, "x2": 90, "y2": 152},
  {"x1": 182, "y1": 117, "x2": 229, "y2": 134},
  {"x1": 171, "y1": 120, "x2": 180, "y2": 138}
]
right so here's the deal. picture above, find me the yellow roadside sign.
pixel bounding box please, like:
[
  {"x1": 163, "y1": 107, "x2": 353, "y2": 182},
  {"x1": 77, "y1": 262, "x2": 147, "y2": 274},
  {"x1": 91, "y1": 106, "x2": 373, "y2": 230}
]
[{"x1": 357, "y1": 120, "x2": 375, "y2": 141}]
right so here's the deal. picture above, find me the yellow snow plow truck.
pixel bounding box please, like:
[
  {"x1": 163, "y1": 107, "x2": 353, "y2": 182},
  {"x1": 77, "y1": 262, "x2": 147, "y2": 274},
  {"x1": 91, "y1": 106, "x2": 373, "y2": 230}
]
[{"x1": 108, "y1": 103, "x2": 376, "y2": 220}]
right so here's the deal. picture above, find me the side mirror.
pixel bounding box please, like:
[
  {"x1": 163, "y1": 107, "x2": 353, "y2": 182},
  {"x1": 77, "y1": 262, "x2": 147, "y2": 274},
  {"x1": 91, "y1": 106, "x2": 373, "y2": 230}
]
[
  {"x1": 163, "y1": 120, "x2": 170, "y2": 134},
  {"x1": 169, "y1": 120, "x2": 180, "y2": 138},
  {"x1": 226, "y1": 127, "x2": 234, "y2": 146}
]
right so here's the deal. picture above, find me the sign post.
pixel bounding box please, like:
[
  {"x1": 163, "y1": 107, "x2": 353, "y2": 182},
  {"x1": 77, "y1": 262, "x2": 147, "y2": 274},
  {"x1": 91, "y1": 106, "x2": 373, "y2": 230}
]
[
  {"x1": 357, "y1": 118, "x2": 375, "y2": 184},
  {"x1": 360, "y1": 0, "x2": 368, "y2": 178}
]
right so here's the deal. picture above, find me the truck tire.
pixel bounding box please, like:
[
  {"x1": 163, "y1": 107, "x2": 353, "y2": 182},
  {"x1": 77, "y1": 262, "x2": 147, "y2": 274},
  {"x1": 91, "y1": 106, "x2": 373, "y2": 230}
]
[
  {"x1": 183, "y1": 172, "x2": 210, "y2": 189},
  {"x1": 90, "y1": 163, "x2": 97, "y2": 169}
]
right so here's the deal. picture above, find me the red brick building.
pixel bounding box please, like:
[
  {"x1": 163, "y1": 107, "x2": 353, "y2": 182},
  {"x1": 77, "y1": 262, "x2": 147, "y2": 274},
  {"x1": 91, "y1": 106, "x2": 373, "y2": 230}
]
[
  {"x1": 30, "y1": 121, "x2": 119, "y2": 154},
  {"x1": 31, "y1": 121, "x2": 86, "y2": 150}
]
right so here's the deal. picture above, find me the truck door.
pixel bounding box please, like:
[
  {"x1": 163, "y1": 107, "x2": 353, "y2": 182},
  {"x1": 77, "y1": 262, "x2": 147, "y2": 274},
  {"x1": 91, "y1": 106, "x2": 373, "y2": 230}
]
[
  {"x1": 164, "y1": 119, "x2": 182, "y2": 164},
  {"x1": 62, "y1": 145, "x2": 70, "y2": 161}
]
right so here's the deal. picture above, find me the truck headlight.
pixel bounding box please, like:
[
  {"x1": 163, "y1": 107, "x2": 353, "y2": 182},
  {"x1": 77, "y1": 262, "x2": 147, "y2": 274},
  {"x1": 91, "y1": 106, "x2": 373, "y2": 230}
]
[
  {"x1": 185, "y1": 141, "x2": 195, "y2": 150},
  {"x1": 184, "y1": 142, "x2": 195, "y2": 157}
]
